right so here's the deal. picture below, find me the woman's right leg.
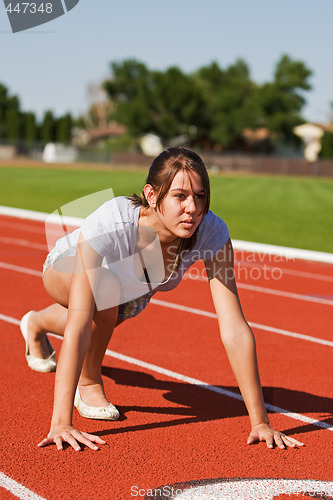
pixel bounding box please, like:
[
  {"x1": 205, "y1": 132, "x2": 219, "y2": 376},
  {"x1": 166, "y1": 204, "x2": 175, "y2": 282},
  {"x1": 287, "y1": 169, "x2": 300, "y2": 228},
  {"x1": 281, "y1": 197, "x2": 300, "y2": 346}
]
[
  {"x1": 26, "y1": 261, "x2": 122, "y2": 407},
  {"x1": 27, "y1": 304, "x2": 68, "y2": 359},
  {"x1": 26, "y1": 258, "x2": 73, "y2": 359},
  {"x1": 27, "y1": 304, "x2": 119, "y2": 406}
]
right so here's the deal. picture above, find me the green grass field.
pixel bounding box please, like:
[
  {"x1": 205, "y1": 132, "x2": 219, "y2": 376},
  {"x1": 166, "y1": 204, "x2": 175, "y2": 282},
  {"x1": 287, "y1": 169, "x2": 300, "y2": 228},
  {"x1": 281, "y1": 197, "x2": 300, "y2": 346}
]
[{"x1": 1, "y1": 165, "x2": 332, "y2": 253}]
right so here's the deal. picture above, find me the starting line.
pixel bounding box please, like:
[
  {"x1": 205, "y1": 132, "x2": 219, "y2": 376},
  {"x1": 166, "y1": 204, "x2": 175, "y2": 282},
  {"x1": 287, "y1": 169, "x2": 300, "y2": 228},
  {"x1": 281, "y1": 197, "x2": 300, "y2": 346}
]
[{"x1": 139, "y1": 478, "x2": 333, "y2": 499}]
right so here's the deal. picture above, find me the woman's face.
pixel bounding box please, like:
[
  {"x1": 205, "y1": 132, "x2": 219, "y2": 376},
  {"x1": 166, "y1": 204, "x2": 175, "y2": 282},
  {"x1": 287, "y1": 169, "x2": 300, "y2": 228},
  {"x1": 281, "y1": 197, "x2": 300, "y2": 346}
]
[{"x1": 153, "y1": 169, "x2": 206, "y2": 242}]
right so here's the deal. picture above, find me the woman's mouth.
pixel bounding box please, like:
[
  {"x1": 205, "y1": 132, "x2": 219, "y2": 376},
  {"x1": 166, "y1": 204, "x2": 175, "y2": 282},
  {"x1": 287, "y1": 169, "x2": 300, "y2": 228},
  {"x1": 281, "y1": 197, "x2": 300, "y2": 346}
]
[{"x1": 181, "y1": 220, "x2": 195, "y2": 229}]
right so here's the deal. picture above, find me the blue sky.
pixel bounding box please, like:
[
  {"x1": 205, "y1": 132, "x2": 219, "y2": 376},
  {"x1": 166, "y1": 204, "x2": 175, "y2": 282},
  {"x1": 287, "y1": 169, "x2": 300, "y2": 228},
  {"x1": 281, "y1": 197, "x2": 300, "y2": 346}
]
[{"x1": 1, "y1": 0, "x2": 332, "y2": 122}]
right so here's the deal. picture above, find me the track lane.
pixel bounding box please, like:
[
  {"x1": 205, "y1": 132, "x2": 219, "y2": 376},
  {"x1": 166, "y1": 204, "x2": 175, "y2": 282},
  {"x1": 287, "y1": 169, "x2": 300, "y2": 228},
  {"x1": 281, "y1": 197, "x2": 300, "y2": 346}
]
[
  {"x1": 1, "y1": 214, "x2": 333, "y2": 300},
  {"x1": 2, "y1": 258, "x2": 332, "y2": 349},
  {"x1": 160, "y1": 275, "x2": 333, "y2": 345},
  {"x1": 1, "y1": 266, "x2": 332, "y2": 419},
  {"x1": 1, "y1": 214, "x2": 333, "y2": 499},
  {"x1": 1, "y1": 319, "x2": 332, "y2": 500}
]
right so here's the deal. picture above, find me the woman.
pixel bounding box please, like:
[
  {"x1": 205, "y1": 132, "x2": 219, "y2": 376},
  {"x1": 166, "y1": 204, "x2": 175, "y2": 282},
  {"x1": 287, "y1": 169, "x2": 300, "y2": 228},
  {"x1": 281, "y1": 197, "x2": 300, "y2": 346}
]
[{"x1": 21, "y1": 147, "x2": 303, "y2": 452}]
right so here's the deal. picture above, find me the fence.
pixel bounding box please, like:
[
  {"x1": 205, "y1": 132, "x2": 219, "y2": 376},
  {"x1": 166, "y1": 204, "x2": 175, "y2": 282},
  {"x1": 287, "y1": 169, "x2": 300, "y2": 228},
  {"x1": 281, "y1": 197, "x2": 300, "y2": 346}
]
[
  {"x1": 112, "y1": 151, "x2": 333, "y2": 178},
  {"x1": 1, "y1": 143, "x2": 333, "y2": 177}
]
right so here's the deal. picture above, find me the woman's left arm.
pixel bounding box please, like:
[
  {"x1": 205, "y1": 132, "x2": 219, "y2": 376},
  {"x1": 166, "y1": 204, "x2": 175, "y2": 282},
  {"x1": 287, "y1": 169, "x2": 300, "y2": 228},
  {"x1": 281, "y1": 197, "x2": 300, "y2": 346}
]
[{"x1": 204, "y1": 239, "x2": 304, "y2": 449}]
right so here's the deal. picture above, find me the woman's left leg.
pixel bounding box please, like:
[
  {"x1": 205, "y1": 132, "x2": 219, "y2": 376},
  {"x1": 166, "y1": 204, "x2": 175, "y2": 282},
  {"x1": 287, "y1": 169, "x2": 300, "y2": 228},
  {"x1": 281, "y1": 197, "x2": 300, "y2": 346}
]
[
  {"x1": 78, "y1": 306, "x2": 121, "y2": 407},
  {"x1": 39, "y1": 261, "x2": 123, "y2": 407}
]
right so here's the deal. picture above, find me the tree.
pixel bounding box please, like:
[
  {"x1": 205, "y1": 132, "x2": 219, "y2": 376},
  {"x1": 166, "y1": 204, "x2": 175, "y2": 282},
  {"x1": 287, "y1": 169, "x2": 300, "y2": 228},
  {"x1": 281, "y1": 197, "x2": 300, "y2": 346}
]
[
  {"x1": 194, "y1": 59, "x2": 259, "y2": 148},
  {"x1": 23, "y1": 112, "x2": 37, "y2": 145},
  {"x1": 103, "y1": 56, "x2": 313, "y2": 151},
  {"x1": 320, "y1": 103, "x2": 333, "y2": 158},
  {"x1": 103, "y1": 59, "x2": 152, "y2": 136},
  {"x1": 148, "y1": 66, "x2": 205, "y2": 140},
  {"x1": 6, "y1": 96, "x2": 21, "y2": 143},
  {"x1": 256, "y1": 54, "x2": 312, "y2": 145},
  {"x1": 0, "y1": 82, "x2": 75, "y2": 147},
  {"x1": 320, "y1": 132, "x2": 333, "y2": 158},
  {"x1": 0, "y1": 84, "x2": 9, "y2": 140},
  {"x1": 56, "y1": 113, "x2": 73, "y2": 143},
  {"x1": 103, "y1": 59, "x2": 205, "y2": 142},
  {"x1": 41, "y1": 110, "x2": 55, "y2": 144}
]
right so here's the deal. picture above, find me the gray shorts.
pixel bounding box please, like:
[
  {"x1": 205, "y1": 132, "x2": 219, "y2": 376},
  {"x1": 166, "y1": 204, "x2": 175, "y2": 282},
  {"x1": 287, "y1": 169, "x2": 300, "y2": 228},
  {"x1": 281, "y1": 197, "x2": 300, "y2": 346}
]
[
  {"x1": 43, "y1": 247, "x2": 64, "y2": 275},
  {"x1": 43, "y1": 248, "x2": 155, "y2": 321}
]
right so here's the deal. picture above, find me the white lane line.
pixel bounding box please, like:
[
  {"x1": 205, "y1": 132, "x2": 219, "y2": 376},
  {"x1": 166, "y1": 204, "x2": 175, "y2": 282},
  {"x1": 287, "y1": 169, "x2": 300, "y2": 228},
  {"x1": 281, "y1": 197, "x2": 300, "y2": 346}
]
[
  {"x1": 2, "y1": 215, "x2": 333, "y2": 282},
  {"x1": 172, "y1": 478, "x2": 333, "y2": 499},
  {"x1": 106, "y1": 350, "x2": 333, "y2": 431},
  {"x1": 0, "y1": 237, "x2": 47, "y2": 251},
  {"x1": 232, "y1": 238, "x2": 333, "y2": 264},
  {"x1": 150, "y1": 299, "x2": 333, "y2": 348},
  {"x1": 1, "y1": 205, "x2": 333, "y2": 263},
  {"x1": 0, "y1": 314, "x2": 20, "y2": 325},
  {"x1": 0, "y1": 205, "x2": 82, "y2": 227},
  {"x1": 150, "y1": 299, "x2": 216, "y2": 319},
  {"x1": 0, "y1": 313, "x2": 331, "y2": 433},
  {"x1": 0, "y1": 472, "x2": 46, "y2": 500},
  {"x1": 1, "y1": 257, "x2": 332, "y2": 308},
  {"x1": 235, "y1": 260, "x2": 333, "y2": 282},
  {"x1": 0, "y1": 220, "x2": 45, "y2": 234},
  {"x1": 1, "y1": 262, "x2": 332, "y2": 347},
  {"x1": 0, "y1": 220, "x2": 67, "y2": 237},
  {"x1": 3, "y1": 212, "x2": 333, "y2": 283},
  {"x1": 248, "y1": 322, "x2": 333, "y2": 348},
  {"x1": 184, "y1": 272, "x2": 333, "y2": 305},
  {"x1": 238, "y1": 282, "x2": 333, "y2": 306},
  {"x1": 0, "y1": 262, "x2": 42, "y2": 277}
]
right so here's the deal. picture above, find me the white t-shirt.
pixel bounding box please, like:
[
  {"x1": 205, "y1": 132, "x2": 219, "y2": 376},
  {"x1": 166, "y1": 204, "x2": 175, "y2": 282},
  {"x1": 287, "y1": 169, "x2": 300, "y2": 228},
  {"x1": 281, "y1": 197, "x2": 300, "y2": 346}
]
[{"x1": 52, "y1": 196, "x2": 229, "y2": 308}]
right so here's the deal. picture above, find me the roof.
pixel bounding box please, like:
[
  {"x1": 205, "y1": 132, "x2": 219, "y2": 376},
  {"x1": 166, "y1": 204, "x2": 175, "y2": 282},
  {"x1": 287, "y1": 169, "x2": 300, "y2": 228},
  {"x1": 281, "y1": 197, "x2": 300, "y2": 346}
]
[{"x1": 88, "y1": 123, "x2": 127, "y2": 140}]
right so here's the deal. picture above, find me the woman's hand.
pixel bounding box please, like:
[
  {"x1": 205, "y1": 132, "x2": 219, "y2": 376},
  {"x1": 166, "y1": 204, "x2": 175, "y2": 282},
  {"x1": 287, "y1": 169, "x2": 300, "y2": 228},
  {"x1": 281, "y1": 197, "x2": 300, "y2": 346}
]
[
  {"x1": 37, "y1": 425, "x2": 106, "y2": 452},
  {"x1": 247, "y1": 423, "x2": 304, "y2": 449}
]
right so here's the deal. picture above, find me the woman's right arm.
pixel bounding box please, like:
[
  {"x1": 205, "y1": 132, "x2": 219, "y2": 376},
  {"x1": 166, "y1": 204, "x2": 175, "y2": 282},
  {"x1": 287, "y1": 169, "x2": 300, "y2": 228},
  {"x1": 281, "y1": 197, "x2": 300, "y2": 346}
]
[{"x1": 38, "y1": 234, "x2": 107, "y2": 451}]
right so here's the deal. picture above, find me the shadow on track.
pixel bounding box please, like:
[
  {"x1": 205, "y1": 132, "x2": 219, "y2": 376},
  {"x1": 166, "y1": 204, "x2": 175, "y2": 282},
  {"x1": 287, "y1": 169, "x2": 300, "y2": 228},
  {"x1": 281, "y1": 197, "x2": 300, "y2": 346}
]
[{"x1": 99, "y1": 366, "x2": 332, "y2": 437}]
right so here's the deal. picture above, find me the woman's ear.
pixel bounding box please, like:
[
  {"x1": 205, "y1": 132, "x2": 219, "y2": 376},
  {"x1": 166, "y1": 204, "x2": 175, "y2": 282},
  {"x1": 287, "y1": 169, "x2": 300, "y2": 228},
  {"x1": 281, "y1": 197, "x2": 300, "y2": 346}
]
[{"x1": 143, "y1": 184, "x2": 157, "y2": 208}]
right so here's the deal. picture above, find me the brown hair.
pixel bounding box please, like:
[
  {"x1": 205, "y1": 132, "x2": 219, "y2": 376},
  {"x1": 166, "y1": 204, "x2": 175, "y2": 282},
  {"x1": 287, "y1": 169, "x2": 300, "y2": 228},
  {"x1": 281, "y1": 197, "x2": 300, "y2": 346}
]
[{"x1": 128, "y1": 147, "x2": 211, "y2": 267}]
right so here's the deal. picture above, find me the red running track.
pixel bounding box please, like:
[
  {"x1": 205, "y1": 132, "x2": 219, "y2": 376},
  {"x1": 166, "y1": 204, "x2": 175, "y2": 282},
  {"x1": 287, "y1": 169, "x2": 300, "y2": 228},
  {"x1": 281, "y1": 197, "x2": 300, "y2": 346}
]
[{"x1": 0, "y1": 214, "x2": 332, "y2": 500}]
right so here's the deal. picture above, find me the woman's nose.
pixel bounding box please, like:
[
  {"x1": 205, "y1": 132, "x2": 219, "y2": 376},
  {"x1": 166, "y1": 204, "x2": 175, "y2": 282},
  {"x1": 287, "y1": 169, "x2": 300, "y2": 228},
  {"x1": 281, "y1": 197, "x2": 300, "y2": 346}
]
[{"x1": 185, "y1": 196, "x2": 196, "y2": 213}]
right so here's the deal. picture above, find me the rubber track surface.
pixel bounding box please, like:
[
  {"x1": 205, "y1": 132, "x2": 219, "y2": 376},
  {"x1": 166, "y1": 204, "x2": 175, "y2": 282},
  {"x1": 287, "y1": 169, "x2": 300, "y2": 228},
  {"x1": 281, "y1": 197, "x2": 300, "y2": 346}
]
[{"x1": 0, "y1": 215, "x2": 332, "y2": 499}]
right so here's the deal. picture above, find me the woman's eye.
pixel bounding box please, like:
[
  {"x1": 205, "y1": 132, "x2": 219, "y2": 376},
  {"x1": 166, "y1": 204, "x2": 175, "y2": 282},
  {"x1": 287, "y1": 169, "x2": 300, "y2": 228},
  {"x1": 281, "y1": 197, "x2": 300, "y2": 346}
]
[{"x1": 175, "y1": 193, "x2": 185, "y2": 199}]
